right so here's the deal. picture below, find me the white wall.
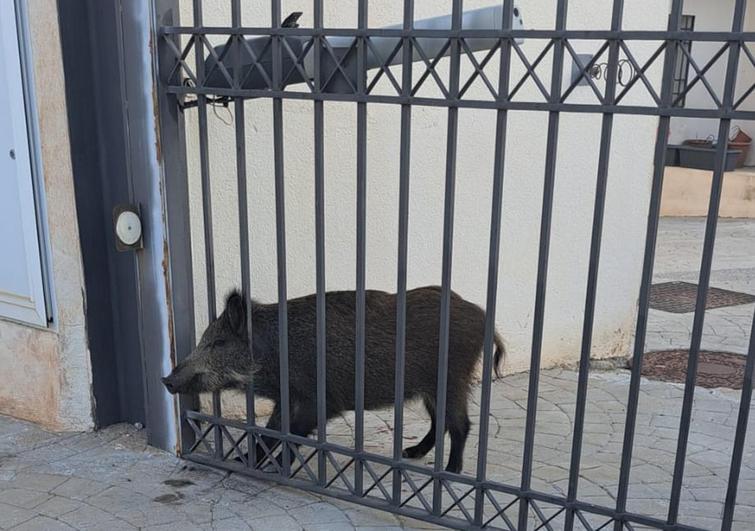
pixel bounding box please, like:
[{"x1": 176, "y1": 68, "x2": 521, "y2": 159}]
[
  {"x1": 669, "y1": 0, "x2": 755, "y2": 166},
  {"x1": 181, "y1": 0, "x2": 668, "y2": 374}
]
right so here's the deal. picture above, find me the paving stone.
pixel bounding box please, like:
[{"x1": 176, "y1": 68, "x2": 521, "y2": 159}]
[
  {"x1": 356, "y1": 527, "x2": 405, "y2": 531},
  {"x1": 304, "y1": 523, "x2": 357, "y2": 531},
  {"x1": 247, "y1": 514, "x2": 303, "y2": 530},
  {"x1": 0, "y1": 501, "x2": 36, "y2": 529},
  {"x1": 57, "y1": 504, "x2": 122, "y2": 529},
  {"x1": 143, "y1": 522, "x2": 206, "y2": 531},
  {"x1": 34, "y1": 495, "x2": 83, "y2": 518},
  {"x1": 212, "y1": 516, "x2": 253, "y2": 530},
  {"x1": 9, "y1": 472, "x2": 69, "y2": 493},
  {"x1": 11, "y1": 516, "x2": 76, "y2": 531},
  {"x1": 1, "y1": 488, "x2": 52, "y2": 509},
  {"x1": 51, "y1": 477, "x2": 110, "y2": 501},
  {"x1": 345, "y1": 508, "x2": 400, "y2": 527}
]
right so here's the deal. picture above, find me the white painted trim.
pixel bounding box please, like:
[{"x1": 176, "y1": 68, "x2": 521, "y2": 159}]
[
  {"x1": 14, "y1": 0, "x2": 55, "y2": 327},
  {"x1": 0, "y1": 1, "x2": 47, "y2": 327}
]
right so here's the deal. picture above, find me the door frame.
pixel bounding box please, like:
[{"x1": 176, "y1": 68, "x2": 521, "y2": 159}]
[{"x1": 0, "y1": 0, "x2": 55, "y2": 328}]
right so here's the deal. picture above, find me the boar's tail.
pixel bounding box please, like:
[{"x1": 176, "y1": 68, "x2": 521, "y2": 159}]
[{"x1": 493, "y1": 332, "x2": 506, "y2": 378}]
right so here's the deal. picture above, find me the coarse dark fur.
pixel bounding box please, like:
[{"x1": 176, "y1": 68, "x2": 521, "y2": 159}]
[{"x1": 162, "y1": 285, "x2": 505, "y2": 473}]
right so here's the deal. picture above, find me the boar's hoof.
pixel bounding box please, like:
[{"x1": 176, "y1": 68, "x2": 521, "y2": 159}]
[{"x1": 402, "y1": 445, "x2": 428, "y2": 459}]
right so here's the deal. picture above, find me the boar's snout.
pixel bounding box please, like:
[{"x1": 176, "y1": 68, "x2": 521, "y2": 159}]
[
  {"x1": 161, "y1": 375, "x2": 178, "y2": 394},
  {"x1": 161, "y1": 363, "x2": 198, "y2": 395}
]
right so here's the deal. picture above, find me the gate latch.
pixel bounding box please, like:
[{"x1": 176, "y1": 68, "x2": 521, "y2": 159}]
[{"x1": 113, "y1": 204, "x2": 144, "y2": 251}]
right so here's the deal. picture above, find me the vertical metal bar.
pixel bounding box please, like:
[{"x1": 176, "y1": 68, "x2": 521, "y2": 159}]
[
  {"x1": 667, "y1": 1, "x2": 745, "y2": 524},
  {"x1": 271, "y1": 0, "x2": 291, "y2": 477},
  {"x1": 517, "y1": 2, "x2": 568, "y2": 529},
  {"x1": 392, "y1": 0, "x2": 414, "y2": 506},
  {"x1": 613, "y1": 2, "x2": 683, "y2": 528},
  {"x1": 473, "y1": 0, "x2": 513, "y2": 526},
  {"x1": 354, "y1": 0, "x2": 368, "y2": 498},
  {"x1": 433, "y1": 0, "x2": 463, "y2": 516},
  {"x1": 563, "y1": 2, "x2": 623, "y2": 530},
  {"x1": 314, "y1": 0, "x2": 328, "y2": 488},
  {"x1": 192, "y1": 0, "x2": 222, "y2": 461},
  {"x1": 721, "y1": 310, "x2": 755, "y2": 531},
  {"x1": 231, "y1": 0, "x2": 256, "y2": 468}
]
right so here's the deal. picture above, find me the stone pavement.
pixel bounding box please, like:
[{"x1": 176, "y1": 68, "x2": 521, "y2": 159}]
[
  {"x1": 2, "y1": 368, "x2": 754, "y2": 530},
  {"x1": 646, "y1": 218, "x2": 755, "y2": 355}
]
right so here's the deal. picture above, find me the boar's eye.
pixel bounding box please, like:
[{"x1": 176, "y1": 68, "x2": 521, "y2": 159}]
[{"x1": 211, "y1": 339, "x2": 226, "y2": 348}]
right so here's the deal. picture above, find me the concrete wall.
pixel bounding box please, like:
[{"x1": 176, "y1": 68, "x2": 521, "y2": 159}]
[
  {"x1": 0, "y1": 0, "x2": 92, "y2": 431},
  {"x1": 181, "y1": 0, "x2": 668, "y2": 384},
  {"x1": 669, "y1": 0, "x2": 755, "y2": 166},
  {"x1": 661, "y1": 166, "x2": 755, "y2": 217}
]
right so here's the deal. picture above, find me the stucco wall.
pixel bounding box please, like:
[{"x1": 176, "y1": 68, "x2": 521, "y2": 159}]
[
  {"x1": 669, "y1": 0, "x2": 755, "y2": 166},
  {"x1": 181, "y1": 0, "x2": 667, "y2": 382},
  {"x1": 0, "y1": 0, "x2": 92, "y2": 431},
  {"x1": 661, "y1": 167, "x2": 755, "y2": 218}
]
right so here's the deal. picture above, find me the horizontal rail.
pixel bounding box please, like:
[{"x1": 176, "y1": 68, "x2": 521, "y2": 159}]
[
  {"x1": 161, "y1": 26, "x2": 755, "y2": 42},
  {"x1": 167, "y1": 85, "x2": 755, "y2": 119}
]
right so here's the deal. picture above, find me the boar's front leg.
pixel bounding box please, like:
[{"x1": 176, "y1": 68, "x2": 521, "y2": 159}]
[
  {"x1": 252, "y1": 400, "x2": 319, "y2": 471},
  {"x1": 276, "y1": 400, "x2": 319, "y2": 469}
]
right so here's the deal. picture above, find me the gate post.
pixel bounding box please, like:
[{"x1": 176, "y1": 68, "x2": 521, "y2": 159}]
[{"x1": 114, "y1": 0, "x2": 197, "y2": 453}]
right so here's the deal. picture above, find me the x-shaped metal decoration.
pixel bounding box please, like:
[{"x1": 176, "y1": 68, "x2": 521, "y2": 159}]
[
  {"x1": 185, "y1": 417, "x2": 214, "y2": 455},
  {"x1": 201, "y1": 34, "x2": 235, "y2": 88},
  {"x1": 281, "y1": 37, "x2": 316, "y2": 91},
  {"x1": 365, "y1": 38, "x2": 404, "y2": 95},
  {"x1": 734, "y1": 43, "x2": 754, "y2": 109},
  {"x1": 399, "y1": 471, "x2": 434, "y2": 513},
  {"x1": 615, "y1": 40, "x2": 665, "y2": 106},
  {"x1": 164, "y1": 34, "x2": 198, "y2": 87},
  {"x1": 483, "y1": 490, "x2": 519, "y2": 530},
  {"x1": 530, "y1": 501, "x2": 563, "y2": 531},
  {"x1": 561, "y1": 40, "x2": 610, "y2": 104},
  {"x1": 440, "y1": 480, "x2": 476, "y2": 523},
  {"x1": 289, "y1": 444, "x2": 318, "y2": 482},
  {"x1": 250, "y1": 432, "x2": 283, "y2": 474},
  {"x1": 510, "y1": 39, "x2": 554, "y2": 101},
  {"x1": 411, "y1": 38, "x2": 452, "y2": 98},
  {"x1": 220, "y1": 427, "x2": 248, "y2": 464},
  {"x1": 362, "y1": 461, "x2": 393, "y2": 502},
  {"x1": 238, "y1": 35, "x2": 273, "y2": 90},
  {"x1": 325, "y1": 453, "x2": 356, "y2": 493},
  {"x1": 674, "y1": 41, "x2": 728, "y2": 108},
  {"x1": 321, "y1": 38, "x2": 359, "y2": 93},
  {"x1": 459, "y1": 38, "x2": 500, "y2": 100}
]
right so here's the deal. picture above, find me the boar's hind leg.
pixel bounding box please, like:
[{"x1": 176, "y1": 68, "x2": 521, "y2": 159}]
[
  {"x1": 402, "y1": 396, "x2": 436, "y2": 459},
  {"x1": 445, "y1": 394, "x2": 471, "y2": 474}
]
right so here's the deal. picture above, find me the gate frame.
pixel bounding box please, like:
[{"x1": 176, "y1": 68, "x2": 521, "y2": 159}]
[{"x1": 145, "y1": 0, "x2": 755, "y2": 529}]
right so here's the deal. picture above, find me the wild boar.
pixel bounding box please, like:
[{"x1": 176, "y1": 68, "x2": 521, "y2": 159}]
[{"x1": 162, "y1": 285, "x2": 504, "y2": 473}]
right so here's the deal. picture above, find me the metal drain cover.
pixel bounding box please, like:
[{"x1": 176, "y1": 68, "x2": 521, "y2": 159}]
[
  {"x1": 639, "y1": 350, "x2": 747, "y2": 389},
  {"x1": 649, "y1": 281, "x2": 755, "y2": 313}
]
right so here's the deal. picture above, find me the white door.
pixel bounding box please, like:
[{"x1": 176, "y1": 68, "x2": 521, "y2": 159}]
[{"x1": 0, "y1": 1, "x2": 47, "y2": 326}]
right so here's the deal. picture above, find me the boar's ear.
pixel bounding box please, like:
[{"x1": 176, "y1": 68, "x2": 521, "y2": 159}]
[{"x1": 226, "y1": 291, "x2": 246, "y2": 336}]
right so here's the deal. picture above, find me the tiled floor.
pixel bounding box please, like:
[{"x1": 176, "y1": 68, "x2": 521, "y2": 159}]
[
  {"x1": 2, "y1": 367, "x2": 754, "y2": 530},
  {"x1": 646, "y1": 218, "x2": 755, "y2": 355}
]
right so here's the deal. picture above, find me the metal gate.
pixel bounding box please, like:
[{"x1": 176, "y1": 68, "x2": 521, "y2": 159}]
[{"x1": 151, "y1": 0, "x2": 754, "y2": 529}]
